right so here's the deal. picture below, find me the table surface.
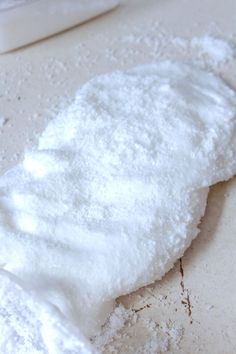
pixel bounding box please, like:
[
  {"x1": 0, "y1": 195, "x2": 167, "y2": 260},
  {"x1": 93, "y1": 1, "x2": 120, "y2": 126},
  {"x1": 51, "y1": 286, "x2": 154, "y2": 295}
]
[{"x1": 0, "y1": 0, "x2": 236, "y2": 353}]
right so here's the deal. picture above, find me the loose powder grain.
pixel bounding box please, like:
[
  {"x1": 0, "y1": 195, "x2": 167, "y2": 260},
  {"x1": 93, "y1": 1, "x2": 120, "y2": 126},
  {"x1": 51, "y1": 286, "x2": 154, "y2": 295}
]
[
  {"x1": 0, "y1": 61, "x2": 236, "y2": 353},
  {"x1": 0, "y1": 116, "x2": 7, "y2": 128}
]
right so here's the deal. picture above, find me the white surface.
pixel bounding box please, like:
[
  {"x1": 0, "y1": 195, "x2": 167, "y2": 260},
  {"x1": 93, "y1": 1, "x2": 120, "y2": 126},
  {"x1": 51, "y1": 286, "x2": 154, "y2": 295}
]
[
  {"x1": 0, "y1": 0, "x2": 236, "y2": 353},
  {"x1": 0, "y1": 0, "x2": 119, "y2": 53}
]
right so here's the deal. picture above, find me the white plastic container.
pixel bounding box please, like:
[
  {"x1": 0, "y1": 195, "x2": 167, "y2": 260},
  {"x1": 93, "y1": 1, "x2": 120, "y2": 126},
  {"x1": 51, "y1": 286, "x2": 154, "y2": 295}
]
[{"x1": 0, "y1": 0, "x2": 119, "y2": 53}]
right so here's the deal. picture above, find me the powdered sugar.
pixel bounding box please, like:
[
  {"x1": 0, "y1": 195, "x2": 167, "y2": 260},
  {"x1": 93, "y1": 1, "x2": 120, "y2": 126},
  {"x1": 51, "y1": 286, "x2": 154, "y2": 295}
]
[
  {"x1": 0, "y1": 270, "x2": 96, "y2": 354},
  {"x1": 0, "y1": 61, "x2": 236, "y2": 352},
  {"x1": 87, "y1": 21, "x2": 235, "y2": 70}
]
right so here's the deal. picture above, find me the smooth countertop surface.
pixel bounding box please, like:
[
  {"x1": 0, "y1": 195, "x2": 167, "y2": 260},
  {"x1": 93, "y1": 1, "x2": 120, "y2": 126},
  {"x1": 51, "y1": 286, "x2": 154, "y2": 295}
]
[{"x1": 0, "y1": 0, "x2": 236, "y2": 353}]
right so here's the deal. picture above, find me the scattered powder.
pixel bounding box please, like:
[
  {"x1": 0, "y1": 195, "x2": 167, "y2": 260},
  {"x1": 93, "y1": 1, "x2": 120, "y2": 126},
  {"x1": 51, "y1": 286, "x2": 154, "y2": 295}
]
[
  {"x1": 92, "y1": 305, "x2": 137, "y2": 350},
  {"x1": 190, "y1": 35, "x2": 235, "y2": 66},
  {"x1": 74, "y1": 21, "x2": 235, "y2": 71},
  {"x1": 92, "y1": 305, "x2": 184, "y2": 354},
  {"x1": 0, "y1": 61, "x2": 236, "y2": 352}
]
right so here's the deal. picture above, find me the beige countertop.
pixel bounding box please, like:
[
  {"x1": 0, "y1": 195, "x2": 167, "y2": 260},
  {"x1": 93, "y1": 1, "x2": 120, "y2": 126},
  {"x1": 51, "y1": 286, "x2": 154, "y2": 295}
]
[{"x1": 0, "y1": 0, "x2": 236, "y2": 353}]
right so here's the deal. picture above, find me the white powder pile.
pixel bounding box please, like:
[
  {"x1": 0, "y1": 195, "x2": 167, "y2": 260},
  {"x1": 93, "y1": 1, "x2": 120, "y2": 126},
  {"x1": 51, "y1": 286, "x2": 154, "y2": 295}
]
[{"x1": 0, "y1": 61, "x2": 236, "y2": 352}]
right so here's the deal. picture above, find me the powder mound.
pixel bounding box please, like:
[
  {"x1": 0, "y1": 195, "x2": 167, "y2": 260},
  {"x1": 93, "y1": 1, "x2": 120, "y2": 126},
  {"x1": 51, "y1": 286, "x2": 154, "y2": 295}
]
[{"x1": 0, "y1": 61, "x2": 236, "y2": 351}]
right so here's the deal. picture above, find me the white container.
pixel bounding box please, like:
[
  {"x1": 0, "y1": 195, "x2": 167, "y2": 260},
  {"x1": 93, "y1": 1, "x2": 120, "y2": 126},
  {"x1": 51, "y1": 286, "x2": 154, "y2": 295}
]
[{"x1": 0, "y1": 0, "x2": 119, "y2": 53}]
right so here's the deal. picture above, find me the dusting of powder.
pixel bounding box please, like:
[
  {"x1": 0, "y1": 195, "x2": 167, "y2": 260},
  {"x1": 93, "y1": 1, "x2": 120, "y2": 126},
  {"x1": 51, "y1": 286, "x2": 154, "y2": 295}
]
[
  {"x1": 190, "y1": 35, "x2": 235, "y2": 65},
  {"x1": 74, "y1": 22, "x2": 235, "y2": 71},
  {"x1": 92, "y1": 304, "x2": 183, "y2": 354}
]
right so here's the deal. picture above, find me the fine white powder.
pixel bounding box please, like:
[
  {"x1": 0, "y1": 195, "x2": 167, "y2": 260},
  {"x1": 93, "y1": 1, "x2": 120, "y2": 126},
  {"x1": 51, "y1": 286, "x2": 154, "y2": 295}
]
[
  {"x1": 0, "y1": 270, "x2": 96, "y2": 354},
  {"x1": 190, "y1": 35, "x2": 235, "y2": 66},
  {"x1": 92, "y1": 304, "x2": 183, "y2": 353},
  {"x1": 0, "y1": 61, "x2": 236, "y2": 352}
]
